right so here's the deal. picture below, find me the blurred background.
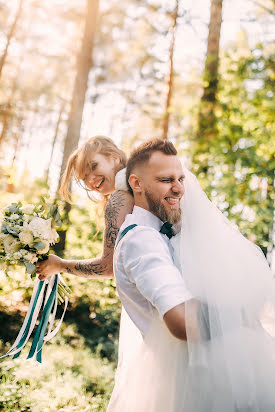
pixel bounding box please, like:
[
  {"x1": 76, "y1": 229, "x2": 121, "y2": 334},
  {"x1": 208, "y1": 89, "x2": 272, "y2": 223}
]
[{"x1": 0, "y1": 0, "x2": 274, "y2": 410}]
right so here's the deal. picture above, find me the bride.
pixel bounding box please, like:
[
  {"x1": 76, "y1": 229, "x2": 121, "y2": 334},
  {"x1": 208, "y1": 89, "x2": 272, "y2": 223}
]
[
  {"x1": 37, "y1": 136, "x2": 275, "y2": 411},
  {"x1": 36, "y1": 135, "x2": 133, "y2": 280}
]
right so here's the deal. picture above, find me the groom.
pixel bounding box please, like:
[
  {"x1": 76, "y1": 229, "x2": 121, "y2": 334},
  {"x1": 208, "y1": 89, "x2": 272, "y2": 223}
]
[{"x1": 113, "y1": 139, "x2": 193, "y2": 341}]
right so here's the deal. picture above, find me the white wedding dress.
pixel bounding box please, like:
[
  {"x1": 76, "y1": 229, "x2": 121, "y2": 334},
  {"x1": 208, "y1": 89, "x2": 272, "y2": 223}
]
[{"x1": 107, "y1": 168, "x2": 275, "y2": 412}]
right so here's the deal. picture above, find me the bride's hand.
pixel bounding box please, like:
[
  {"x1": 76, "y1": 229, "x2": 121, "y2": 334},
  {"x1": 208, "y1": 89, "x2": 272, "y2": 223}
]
[{"x1": 36, "y1": 254, "x2": 63, "y2": 280}]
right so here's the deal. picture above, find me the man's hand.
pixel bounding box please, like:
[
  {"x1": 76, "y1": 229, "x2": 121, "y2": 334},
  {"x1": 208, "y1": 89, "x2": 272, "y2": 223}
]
[
  {"x1": 36, "y1": 254, "x2": 63, "y2": 280},
  {"x1": 163, "y1": 302, "x2": 187, "y2": 341},
  {"x1": 163, "y1": 300, "x2": 206, "y2": 342}
]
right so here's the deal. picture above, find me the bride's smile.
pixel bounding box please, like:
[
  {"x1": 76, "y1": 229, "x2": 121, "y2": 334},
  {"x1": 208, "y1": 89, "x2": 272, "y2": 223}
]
[{"x1": 83, "y1": 152, "x2": 119, "y2": 195}]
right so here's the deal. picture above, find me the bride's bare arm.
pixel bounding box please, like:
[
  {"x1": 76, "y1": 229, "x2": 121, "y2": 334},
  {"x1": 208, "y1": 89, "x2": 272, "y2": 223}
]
[{"x1": 37, "y1": 191, "x2": 134, "y2": 280}]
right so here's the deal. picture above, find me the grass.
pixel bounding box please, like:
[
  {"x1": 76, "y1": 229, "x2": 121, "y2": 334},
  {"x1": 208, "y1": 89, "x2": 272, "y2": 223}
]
[
  {"x1": 0, "y1": 323, "x2": 116, "y2": 411},
  {"x1": 0, "y1": 273, "x2": 120, "y2": 412}
]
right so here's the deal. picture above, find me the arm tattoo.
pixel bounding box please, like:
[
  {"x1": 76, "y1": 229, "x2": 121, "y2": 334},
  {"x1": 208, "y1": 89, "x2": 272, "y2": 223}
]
[
  {"x1": 104, "y1": 191, "x2": 126, "y2": 248},
  {"x1": 65, "y1": 260, "x2": 108, "y2": 277},
  {"x1": 65, "y1": 266, "x2": 74, "y2": 274},
  {"x1": 63, "y1": 191, "x2": 126, "y2": 278},
  {"x1": 74, "y1": 261, "x2": 108, "y2": 276}
]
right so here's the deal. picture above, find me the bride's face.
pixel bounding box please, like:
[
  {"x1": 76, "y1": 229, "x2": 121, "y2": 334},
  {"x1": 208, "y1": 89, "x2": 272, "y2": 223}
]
[{"x1": 83, "y1": 153, "x2": 118, "y2": 195}]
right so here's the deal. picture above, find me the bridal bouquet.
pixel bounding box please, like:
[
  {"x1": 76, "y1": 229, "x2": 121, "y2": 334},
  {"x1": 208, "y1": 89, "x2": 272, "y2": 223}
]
[{"x1": 0, "y1": 200, "x2": 70, "y2": 363}]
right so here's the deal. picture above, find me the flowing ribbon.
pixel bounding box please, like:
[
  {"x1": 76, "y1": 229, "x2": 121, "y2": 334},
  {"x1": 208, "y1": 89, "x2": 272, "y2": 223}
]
[
  {"x1": 1, "y1": 273, "x2": 68, "y2": 363},
  {"x1": 26, "y1": 275, "x2": 58, "y2": 363}
]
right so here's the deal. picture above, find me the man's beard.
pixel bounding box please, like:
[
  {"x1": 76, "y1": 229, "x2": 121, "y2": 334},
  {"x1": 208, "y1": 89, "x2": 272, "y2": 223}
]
[{"x1": 145, "y1": 190, "x2": 181, "y2": 224}]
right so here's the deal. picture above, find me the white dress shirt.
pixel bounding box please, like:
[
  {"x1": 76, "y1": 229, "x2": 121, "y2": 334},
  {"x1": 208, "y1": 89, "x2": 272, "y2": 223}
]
[{"x1": 114, "y1": 206, "x2": 193, "y2": 336}]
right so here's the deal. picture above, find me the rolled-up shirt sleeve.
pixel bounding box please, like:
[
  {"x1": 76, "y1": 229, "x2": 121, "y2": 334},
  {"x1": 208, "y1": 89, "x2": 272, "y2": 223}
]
[{"x1": 120, "y1": 226, "x2": 193, "y2": 317}]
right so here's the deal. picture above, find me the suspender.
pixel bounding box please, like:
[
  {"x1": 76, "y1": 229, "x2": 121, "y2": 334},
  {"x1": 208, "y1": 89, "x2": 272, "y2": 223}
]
[{"x1": 116, "y1": 224, "x2": 138, "y2": 248}]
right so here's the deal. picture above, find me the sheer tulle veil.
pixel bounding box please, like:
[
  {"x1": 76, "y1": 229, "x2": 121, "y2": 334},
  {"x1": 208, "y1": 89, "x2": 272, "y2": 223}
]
[
  {"x1": 108, "y1": 167, "x2": 275, "y2": 412},
  {"x1": 176, "y1": 167, "x2": 275, "y2": 411}
]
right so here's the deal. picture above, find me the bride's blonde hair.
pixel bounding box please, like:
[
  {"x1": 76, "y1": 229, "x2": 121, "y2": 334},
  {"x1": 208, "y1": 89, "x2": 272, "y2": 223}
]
[{"x1": 59, "y1": 135, "x2": 127, "y2": 203}]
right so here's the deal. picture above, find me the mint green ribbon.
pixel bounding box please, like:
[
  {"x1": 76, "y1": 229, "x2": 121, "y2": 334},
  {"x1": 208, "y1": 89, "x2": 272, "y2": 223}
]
[
  {"x1": 26, "y1": 275, "x2": 58, "y2": 363},
  {"x1": 9, "y1": 280, "x2": 44, "y2": 358}
]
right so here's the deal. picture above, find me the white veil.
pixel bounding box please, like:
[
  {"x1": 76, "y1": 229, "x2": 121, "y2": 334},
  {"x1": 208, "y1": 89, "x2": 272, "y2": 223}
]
[
  {"x1": 176, "y1": 167, "x2": 275, "y2": 411},
  {"x1": 108, "y1": 167, "x2": 275, "y2": 412}
]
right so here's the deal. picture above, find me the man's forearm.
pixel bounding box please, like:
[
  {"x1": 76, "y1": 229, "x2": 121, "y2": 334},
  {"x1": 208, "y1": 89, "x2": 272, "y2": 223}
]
[{"x1": 62, "y1": 256, "x2": 113, "y2": 279}]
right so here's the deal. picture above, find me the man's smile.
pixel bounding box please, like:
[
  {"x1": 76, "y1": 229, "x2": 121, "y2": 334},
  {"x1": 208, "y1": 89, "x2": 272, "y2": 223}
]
[{"x1": 164, "y1": 197, "x2": 180, "y2": 207}]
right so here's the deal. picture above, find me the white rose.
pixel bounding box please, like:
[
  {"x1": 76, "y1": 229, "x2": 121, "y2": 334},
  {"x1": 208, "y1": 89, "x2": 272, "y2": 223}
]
[
  {"x1": 48, "y1": 228, "x2": 59, "y2": 244},
  {"x1": 0, "y1": 233, "x2": 6, "y2": 246},
  {"x1": 36, "y1": 240, "x2": 49, "y2": 254},
  {"x1": 20, "y1": 204, "x2": 35, "y2": 215},
  {"x1": 23, "y1": 215, "x2": 32, "y2": 223},
  {"x1": 0, "y1": 261, "x2": 7, "y2": 271},
  {"x1": 10, "y1": 214, "x2": 20, "y2": 220},
  {"x1": 19, "y1": 229, "x2": 34, "y2": 246},
  {"x1": 19, "y1": 249, "x2": 27, "y2": 256},
  {"x1": 24, "y1": 252, "x2": 38, "y2": 264},
  {"x1": 28, "y1": 217, "x2": 51, "y2": 238},
  {"x1": 13, "y1": 251, "x2": 22, "y2": 260},
  {"x1": 28, "y1": 217, "x2": 58, "y2": 244},
  {"x1": 3, "y1": 235, "x2": 21, "y2": 254}
]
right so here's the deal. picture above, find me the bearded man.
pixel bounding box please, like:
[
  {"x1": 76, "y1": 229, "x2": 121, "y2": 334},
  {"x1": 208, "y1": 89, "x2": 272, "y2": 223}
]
[{"x1": 107, "y1": 139, "x2": 193, "y2": 412}]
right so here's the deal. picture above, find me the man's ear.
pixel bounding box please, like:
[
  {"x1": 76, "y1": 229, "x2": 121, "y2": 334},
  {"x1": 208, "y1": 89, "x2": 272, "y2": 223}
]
[{"x1": 128, "y1": 174, "x2": 142, "y2": 193}]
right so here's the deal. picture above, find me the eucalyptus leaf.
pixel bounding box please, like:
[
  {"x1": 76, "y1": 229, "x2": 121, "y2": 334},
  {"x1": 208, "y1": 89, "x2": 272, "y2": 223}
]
[
  {"x1": 54, "y1": 210, "x2": 62, "y2": 226},
  {"x1": 34, "y1": 241, "x2": 45, "y2": 250},
  {"x1": 6, "y1": 227, "x2": 19, "y2": 236},
  {"x1": 47, "y1": 205, "x2": 55, "y2": 219},
  {"x1": 1, "y1": 224, "x2": 8, "y2": 234},
  {"x1": 8, "y1": 204, "x2": 19, "y2": 214},
  {"x1": 23, "y1": 260, "x2": 36, "y2": 275}
]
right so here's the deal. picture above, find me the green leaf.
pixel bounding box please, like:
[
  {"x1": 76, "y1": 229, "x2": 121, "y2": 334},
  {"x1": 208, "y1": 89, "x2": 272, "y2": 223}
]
[
  {"x1": 47, "y1": 205, "x2": 56, "y2": 218},
  {"x1": 6, "y1": 226, "x2": 19, "y2": 237},
  {"x1": 8, "y1": 204, "x2": 19, "y2": 214},
  {"x1": 54, "y1": 210, "x2": 62, "y2": 226},
  {"x1": 33, "y1": 241, "x2": 45, "y2": 250},
  {"x1": 23, "y1": 260, "x2": 36, "y2": 276},
  {"x1": 1, "y1": 224, "x2": 8, "y2": 234}
]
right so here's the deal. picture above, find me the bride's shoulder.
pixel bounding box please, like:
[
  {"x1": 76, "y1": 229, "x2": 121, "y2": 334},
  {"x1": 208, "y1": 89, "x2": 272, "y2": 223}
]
[{"x1": 115, "y1": 168, "x2": 128, "y2": 192}]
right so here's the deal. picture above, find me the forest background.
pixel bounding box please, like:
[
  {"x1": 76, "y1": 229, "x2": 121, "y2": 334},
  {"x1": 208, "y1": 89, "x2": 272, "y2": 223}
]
[{"x1": 0, "y1": 0, "x2": 274, "y2": 410}]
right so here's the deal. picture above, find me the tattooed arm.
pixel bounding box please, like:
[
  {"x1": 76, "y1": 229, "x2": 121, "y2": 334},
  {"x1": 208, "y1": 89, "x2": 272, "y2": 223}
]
[{"x1": 37, "y1": 191, "x2": 134, "y2": 280}]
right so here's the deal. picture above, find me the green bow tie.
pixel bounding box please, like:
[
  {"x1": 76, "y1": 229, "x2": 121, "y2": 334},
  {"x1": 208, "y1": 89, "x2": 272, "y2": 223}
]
[{"x1": 159, "y1": 222, "x2": 174, "y2": 239}]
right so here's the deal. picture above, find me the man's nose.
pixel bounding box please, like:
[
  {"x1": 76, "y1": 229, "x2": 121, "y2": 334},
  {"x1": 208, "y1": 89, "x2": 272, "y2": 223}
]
[{"x1": 171, "y1": 180, "x2": 184, "y2": 195}]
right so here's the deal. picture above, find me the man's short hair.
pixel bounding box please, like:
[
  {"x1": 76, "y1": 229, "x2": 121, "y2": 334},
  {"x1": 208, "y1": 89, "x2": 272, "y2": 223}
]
[{"x1": 126, "y1": 139, "x2": 178, "y2": 193}]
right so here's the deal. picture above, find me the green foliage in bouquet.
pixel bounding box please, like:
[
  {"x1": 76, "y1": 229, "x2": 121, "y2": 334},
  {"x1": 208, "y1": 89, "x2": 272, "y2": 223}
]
[{"x1": 0, "y1": 199, "x2": 70, "y2": 303}]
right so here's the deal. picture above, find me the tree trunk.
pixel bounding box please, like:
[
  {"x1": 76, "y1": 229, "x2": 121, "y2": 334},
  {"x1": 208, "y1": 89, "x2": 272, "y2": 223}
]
[
  {"x1": 11, "y1": 126, "x2": 23, "y2": 168},
  {"x1": 53, "y1": 201, "x2": 72, "y2": 258},
  {"x1": 45, "y1": 100, "x2": 66, "y2": 183},
  {"x1": 57, "y1": 0, "x2": 100, "y2": 191},
  {"x1": 197, "y1": 0, "x2": 223, "y2": 140},
  {"x1": 0, "y1": 0, "x2": 24, "y2": 79},
  {"x1": 0, "y1": 106, "x2": 11, "y2": 147},
  {"x1": 0, "y1": 71, "x2": 19, "y2": 148},
  {"x1": 54, "y1": 0, "x2": 100, "y2": 257},
  {"x1": 162, "y1": 1, "x2": 178, "y2": 140}
]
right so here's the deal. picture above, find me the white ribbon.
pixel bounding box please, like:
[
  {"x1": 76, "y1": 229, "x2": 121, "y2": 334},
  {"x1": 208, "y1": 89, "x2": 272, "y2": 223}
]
[
  {"x1": 0, "y1": 278, "x2": 46, "y2": 358},
  {"x1": 1, "y1": 273, "x2": 69, "y2": 361}
]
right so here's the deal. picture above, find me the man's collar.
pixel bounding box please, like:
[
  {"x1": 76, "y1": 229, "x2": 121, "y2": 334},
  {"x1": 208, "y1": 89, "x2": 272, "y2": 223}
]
[{"x1": 132, "y1": 206, "x2": 163, "y2": 231}]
